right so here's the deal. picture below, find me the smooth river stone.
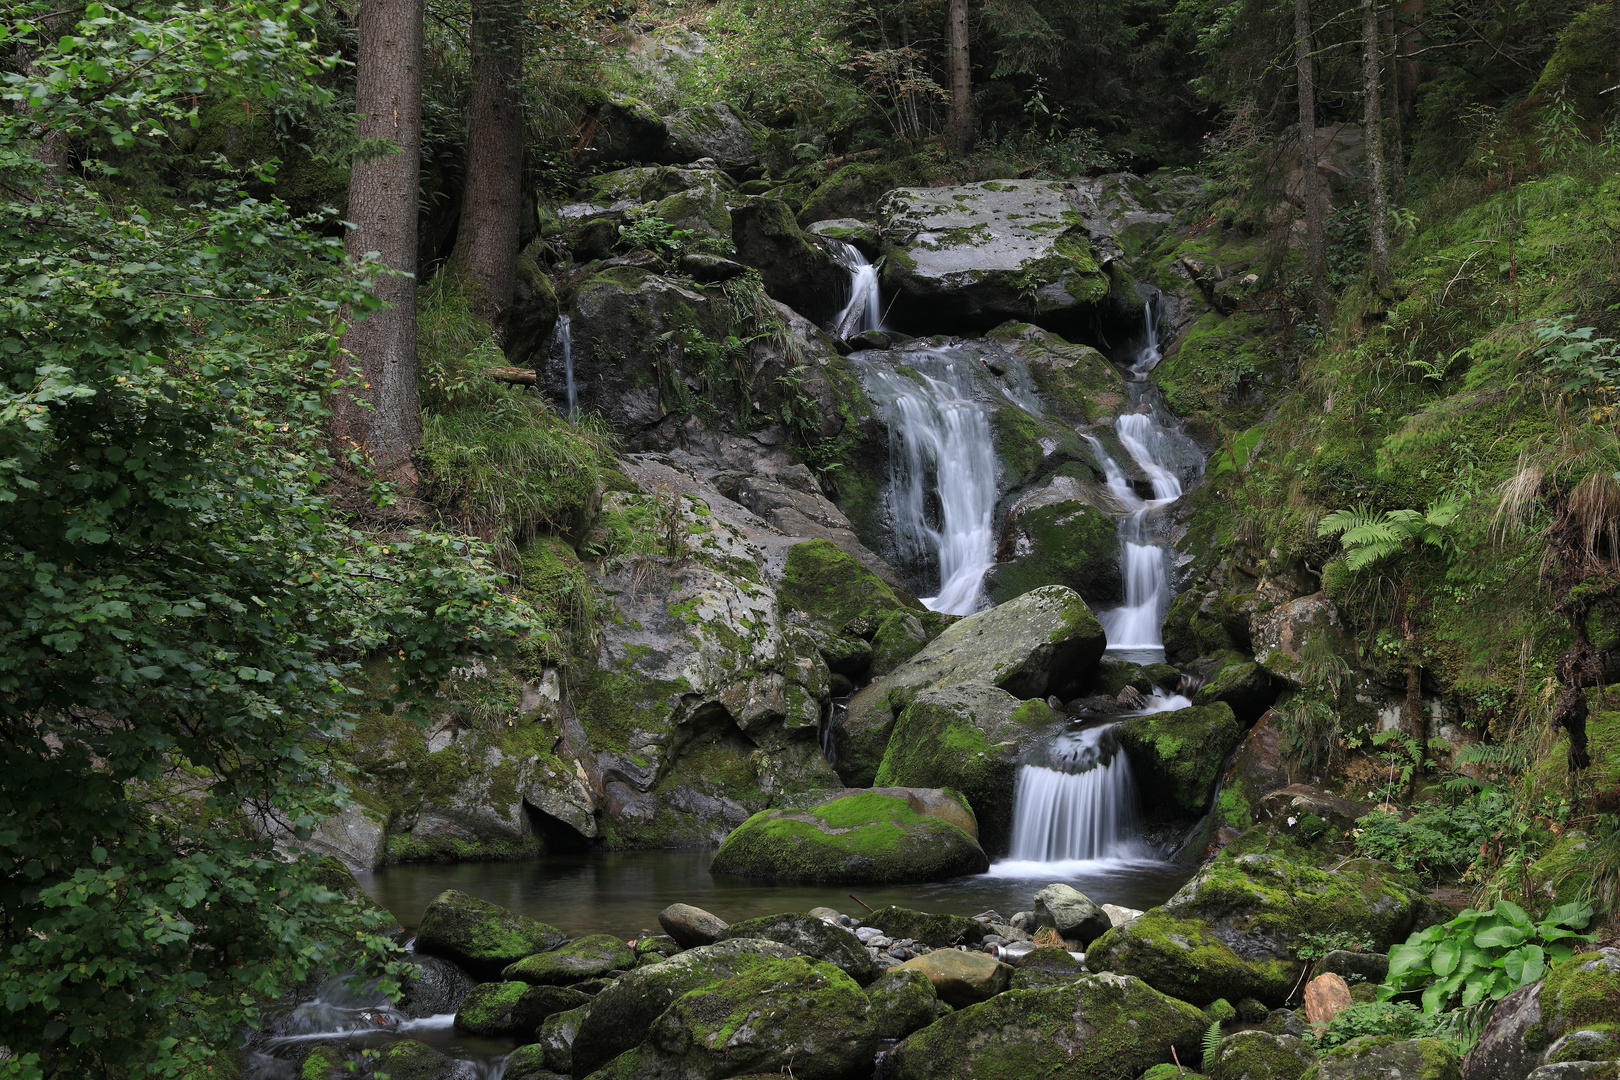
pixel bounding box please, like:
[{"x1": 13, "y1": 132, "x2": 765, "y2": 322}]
[
  {"x1": 894, "y1": 949, "x2": 1012, "y2": 1007},
  {"x1": 657, "y1": 902, "x2": 728, "y2": 947}
]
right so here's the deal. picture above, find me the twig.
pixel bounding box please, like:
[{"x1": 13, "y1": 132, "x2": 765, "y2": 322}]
[
  {"x1": 1170, "y1": 1045, "x2": 1185, "y2": 1075},
  {"x1": 847, "y1": 892, "x2": 874, "y2": 912}
]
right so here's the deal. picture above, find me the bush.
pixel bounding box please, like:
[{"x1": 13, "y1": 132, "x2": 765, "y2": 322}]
[{"x1": 1352, "y1": 795, "x2": 1514, "y2": 883}]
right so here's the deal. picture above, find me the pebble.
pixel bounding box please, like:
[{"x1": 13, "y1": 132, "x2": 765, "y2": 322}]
[
  {"x1": 855, "y1": 926, "x2": 885, "y2": 944},
  {"x1": 889, "y1": 946, "x2": 911, "y2": 960}
]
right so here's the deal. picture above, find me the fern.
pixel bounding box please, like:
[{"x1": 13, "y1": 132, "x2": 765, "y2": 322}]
[
  {"x1": 1203, "y1": 1020, "x2": 1223, "y2": 1064},
  {"x1": 1318, "y1": 500, "x2": 1465, "y2": 570}
]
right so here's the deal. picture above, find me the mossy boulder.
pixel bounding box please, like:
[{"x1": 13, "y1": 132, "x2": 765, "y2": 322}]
[
  {"x1": 1305, "y1": 1037, "x2": 1460, "y2": 1080},
  {"x1": 864, "y1": 905, "x2": 990, "y2": 948},
  {"x1": 374, "y1": 1040, "x2": 470, "y2": 1080},
  {"x1": 894, "y1": 949, "x2": 1013, "y2": 1007},
  {"x1": 866, "y1": 966, "x2": 942, "y2": 1039},
  {"x1": 987, "y1": 403, "x2": 1097, "y2": 492},
  {"x1": 715, "y1": 912, "x2": 879, "y2": 986},
  {"x1": 778, "y1": 538, "x2": 916, "y2": 629},
  {"x1": 885, "y1": 973, "x2": 1208, "y2": 1080},
  {"x1": 1465, "y1": 949, "x2": 1620, "y2": 1080},
  {"x1": 798, "y1": 161, "x2": 911, "y2": 225},
  {"x1": 985, "y1": 321, "x2": 1128, "y2": 424},
  {"x1": 503, "y1": 934, "x2": 636, "y2": 984},
  {"x1": 807, "y1": 217, "x2": 881, "y2": 256},
  {"x1": 1163, "y1": 590, "x2": 1242, "y2": 664},
  {"x1": 730, "y1": 197, "x2": 844, "y2": 324},
  {"x1": 871, "y1": 611, "x2": 932, "y2": 676},
  {"x1": 648, "y1": 175, "x2": 732, "y2": 245},
  {"x1": 1207, "y1": 1030, "x2": 1317, "y2": 1080},
  {"x1": 1007, "y1": 945, "x2": 1083, "y2": 990},
  {"x1": 872, "y1": 683, "x2": 1059, "y2": 854},
  {"x1": 453, "y1": 980, "x2": 590, "y2": 1037},
  {"x1": 878, "y1": 181, "x2": 1111, "y2": 334},
  {"x1": 985, "y1": 482, "x2": 1122, "y2": 607},
  {"x1": 1193, "y1": 660, "x2": 1279, "y2": 723},
  {"x1": 637, "y1": 956, "x2": 878, "y2": 1080},
  {"x1": 536, "y1": 1004, "x2": 587, "y2": 1074},
  {"x1": 1086, "y1": 853, "x2": 1437, "y2": 1007},
  {"x1": 1215, "y1": 710, "x2": 1290, "y2": 831},
  {"x1": 577, "y1": 94, "x2": 668, "y2": 168},
  {"x1": 413, "y1": 889, "x2": 567, "y2": 979},
  {"x1": 569, "y1": 938, "x2": 800, "y2": 1076},
  {"x1": 836, "y1": 585, "x2": 1106, "y2": 786},
  {"x1": 503, "y1": 1044, "x2": 564, "y2": 1080},
  {"x1": 709, "y1": 789, "x2": 988, "y2": 884},
  {"x1": 1094, "y1": 658, "x2": 1185, "y2": 696},
  {"x1": 1116, "y1": 702, "x2": 1246, "y2": 819},
  {"x1": 660, "y1": 102, "x2": 761, "y2": 170},
  {"x1": 1034, "y1": 883, "x2": 1112, "y2": 947}
]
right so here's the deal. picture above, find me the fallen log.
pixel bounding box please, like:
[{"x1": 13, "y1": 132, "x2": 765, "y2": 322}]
[{"x1": 485, "y1": 366, "x2": 537, "y2": 385}]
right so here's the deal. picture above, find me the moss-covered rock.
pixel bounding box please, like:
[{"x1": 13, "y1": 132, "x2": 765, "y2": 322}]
[
  {"x1": 798, "y1": 161, "x2": 913, "y2": 225},
  {"x1": 661, "y1": 102, "x2": 761, "y2": 170},
  {"x1": 570, "y1": 938, "x2": 799, "y2": 1076},
  {"x1": 1117, "y1": 702, "x2": 1246, "y2": 819},
  {"x1": 885, "y1": 973, "x2": 1208, "y2": 1080},
  {"x1": 1095, "y1": 659, "x2": 1185, "y2": 697},
  {"x1": 413, "y1": 889, "x2": 567, "y2": 979},
  {"x1": 648, "y1": 175, "x2": 732, "y2": 245},
  {"x1": 708, "y1": 789, "x2": 989, "y2": 884},
  {"x1": 778, "y1": 538, "x2": 916, "y2": 628},
  {"x1": 807, "y1": 217, "x2": 881, "y2": 256},
  {"x1": 374, "y1": 1040, "x2": 469, "y2": 1080},
  {"x1": 503, "y1": 934, "x2": 636, "y2": 984},
  {"x1": 730, "y1": 197, "x2": 844, "y2": 324},
  {"x1": 1007, "y1": 945, "x2": 1084, "y2": 990},
  {"x1": 1207, "y1": 1030, "x2": 1316, "y2": 1080},
  {"x1": 715, "y1": 912, "x2": 878, "y2": 985},
  {"x1": 985, "y1": 484, "x2": 1123, "y2": 607},
  {"x1": 894, "y1": 949, "x2": 1013, "y2": 1007},
  {"x1": 639, "y1": 956, "x2": 878, "y2": 1080},
  {"x1": 1215, "y1": 710, "x2": 1290, "y2": 831},
  {"x1": 453, "y1": 980, "x2": 590, "y2": 1037},
  {"x1": 1086, "y1": 854, "x2": 1437, "y2": 1007},
  {"x1": 1193, "y1": 660, "x2": 1279, "y2": 723},
  {"x1": 985, "y1": 321, "x2": 1128, "y2": 424},
  {"x1": 298, "y1": 1046, "x2": 343, "y2": 1080},
  {"x1": 503, "y1": 1043, "x2": 566, "y2": 1080},
  {"x1": 1034, "y1": 883, "x2": 1113, "y2": 947},
  {"x1": 866, "y1": 966, "x2": 942, "y2": 1039},
  {"x1": 1469, "y1": 949, "x2": 1620, "y2": 1080},
  {"x1": 837, "y1": 585, "x2": 1106, "y2": 786},
  {"x1": 1305, "y1": 1036, "x2": 1460, "y2": 1080},
  {"x1": 865, "y1": 905, "x2": 990, "y2": 948},
  {"x1": 536, "y1": 1004, "x2": 587, "y2": 1074},
  {"x1": 872, "y1": 683, "x2": 1058, "y2": 854}
]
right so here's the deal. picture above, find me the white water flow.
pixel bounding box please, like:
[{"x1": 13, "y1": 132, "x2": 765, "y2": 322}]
[
  {"x1": 555, "y1": 314, "x2": 577, "y2": 421},
  {"x1": 865, "y1": 361, "x2": 997, "y2": 616},
  {"x1": 827, "y1": 239, "x2": 882, "y2": 339}
]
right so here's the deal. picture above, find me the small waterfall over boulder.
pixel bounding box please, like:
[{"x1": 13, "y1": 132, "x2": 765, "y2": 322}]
[{"x1": 826, "y1": 238, "x2": 883, "y2": 340}]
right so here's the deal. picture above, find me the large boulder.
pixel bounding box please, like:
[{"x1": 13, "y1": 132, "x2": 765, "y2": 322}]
[
  {"x1": 634, "y1": 956, "x2": 879, "y2": 1080},
  {"x1": 983, "y1": 321, "x2": 1128, "y2": 425},
  {"x1": 412, "y1": 890, "x2": 567, "y2": 980},
  {"x1": 1207, "y1": 1030, "x2": 1317, "y2": 1080},
  {"x1": 1069, "y1": 173, "x2": 1179, "y2": 264},
  {"x1": 1305, "y1": 1037, "x2": 1460, "y2": 1080},
  {"x1": 1033, "y1": 883, "x2": 1113, "y2": 947},
  {"x1": 1251, "y1": 594, "x2": 1352, "y2": 685},
  {"x1": 535, "y1": 1005, "x2": 587, "y2": 1074},
  {"x1": 569, "y1": 938, "x2": 799, "y2": 1076},
  {"x1": 872, "y1": 683, "x2": 1059, "y2": 854},
  {"x1": 884, "y1": 973, "x2": 1208, "y2": 1080},
  {"x1": 577, "y1": 94, "x2": 668, "y2": 168},
  {"x1": 864, "y1": 906, "x2": 990, "y2": 948},
  {"x1": 660, "y1": 102, "x2": 761, "y2": 170},
  {"x1": 1463, "y1": 950, "x2": 1620, "y2": 1080},
  {"x1": 657, "y1": 904, "x2": 728, "y2": 949},
  {"x1": 835, "y1": 585, "x2": 1106, "y2": 786},
  {"x1": 730, "y1": 197, "x2": 845, "y2": 325},
  {"x1": 866, "y1": 966, "x2": 942, "y2": 1040},
  {"x1": 777, "y1": 537, "x2": 917, "y2": 630},
  {"x1": 1215, "y1": 709, "x2": 1291, "y2": 830},
  {"x1": 1006, "y1": 945, "x2": 1084, "y2": 990},
  {"x1": 708, "y1": 788, "x2": 989, "y2": 884},
  {"x1": 715, "y1": 912, "x2": 878, "y2": 985},
  {"x1": 894, "y1": 949, "x2": 1013, "y2": 1007},
  {"x1": 503, "y1": 934, "x2": 636, "y2": 984},
  {"x1": 1086, "y1": 854, "x2": 1439, "y2": 1007},
  {"x1": 453, "y1": 981, "x2": 590, "y2": 1037},
  {"x1": 879, "y1": 181, "x2": 1113, "y2": 333},
  {"x1": 985, "y1": 477, "x2": 1123, "y2": 606},
  {"x1": 1116, "y1": 702, "x2": 1246, "y2": 820},
  {"x1": 1193, "y1": 660, "x2": 1280, "y2": 723},
  {"x1": 375, "y1": 1041, "x2": 481, "y2": 1080}
]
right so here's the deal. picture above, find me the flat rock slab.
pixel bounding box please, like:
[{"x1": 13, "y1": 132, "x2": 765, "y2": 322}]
[{"x1": 503, "y1": 933, "x2": 636, "y2": 984}]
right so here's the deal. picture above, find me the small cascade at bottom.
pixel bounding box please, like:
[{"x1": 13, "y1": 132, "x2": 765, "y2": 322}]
[{"x1": 826, "y1": 238, "x2": 882, "y2": 339}]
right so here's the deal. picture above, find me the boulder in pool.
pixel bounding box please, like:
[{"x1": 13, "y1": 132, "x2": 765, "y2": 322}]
[
  {"x1": 636, "y1": 955, "x2": 879, "y2": 1080},
  {"x1": 657, "y1": 903, "x2": 728, "y2": 948},
  {"x1": 413, "y1": 889, "x2": 567, "y2": 979},
  {"x1": 708, "y1": 789, "x2": 988, "y2": 884},
  {"x1": 1033, "y1": 883, "x2": 1112, "y2": 947},
  {"x1": 715, "y1": 912, "x2": 878, "y2": 985},
  {"x1": 864, "y1": 905, "x2": 990, "y2": 948},
  {"x1": 375, "y1": 1039, "x2": 479, "y2": 1080},
  {"x1": 872, "y1": 683, "x2": 1059, "y2": 855},
  {"x1": 1116, "y1": 701, "x2": 1246, "y2": 819},
  {"x1": 894, "y1": 949, "x2": 1013, "y2": 1007},
  {"x1": 570, "y1": 938, "x2": 799, "y2": 1076},
  {"x1": 503, "y1": 933, "x2": 635, "y2": 984},
  {"x1": 836, "y1": 585, "x2": 1106, "y2": 786},
  {"x1": 884, "y1": 972, "x2": 1207, "y2": 1080},
  {"x1": 453, "y1": 981, "x2": 590, "y2": 1037}
]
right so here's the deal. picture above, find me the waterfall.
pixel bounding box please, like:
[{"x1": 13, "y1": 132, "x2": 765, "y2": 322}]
[
  {"x1": 860, "y1": 357, "x2": 997, "y2": 616},
  {"x1": 1002, "y1": 724, "x2": 1147, "y2": 865},
  {"x1": 555, "y1": 314, "x2": 576, "y2": 421},
  {"x1": 827, "y1": 239, "x2": 882, "y2": 340}
]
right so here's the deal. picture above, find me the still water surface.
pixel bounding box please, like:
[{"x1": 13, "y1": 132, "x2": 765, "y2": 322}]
[{"x1": 360, "y1": 848, "x2": 1193, "y2": 937}]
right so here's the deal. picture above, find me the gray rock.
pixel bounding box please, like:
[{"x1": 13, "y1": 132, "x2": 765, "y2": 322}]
[
  {"x1": 983, "y1": 476, "x2": 1122, "y2": 606},
  {"x1": 1207, "y1": 1030, "x2": 1316, "y2": 1080},
  {"x1": 716, "y1": 911, "x2": 879, "y2": 985},
  {"x1": 1193, "y1": 659, "x2": 1281, "y2": 723},
  {"x1": 534, "y1": 1004, "x2": 587, "y2": 1075},
  {"x1": 1318, "y1": 950, "x2": 1390, "y2": 984},
  {"x1": 660, "y1": 102, "x2": 761, "y2": 169},
  {"x1": 577, "y1": 94, "x2": 668, "y2": 168},
  {"x1": 1033, "y1": 883, "x2": 1112, "y2": 947},
  {"x1": 1311, "y1": 1036, "x2": 1461, "y2": 1079},
  {"x1": 658, "y1": 903, "x2": 729, "y2": 948},
  {"x1": 836, "y1": 585, "x2": 1106, "y2": 786},
  {"x1": 299, "y1": 803, "x2": 387, "y2": 873},
  {"x1": 413, "y1": 890, "x2": 567, "y2": 980},
  {"x1": 1546, "y1": 1030, "x2": 1620, "y2": 1065},
  {"x1": 878, "y1": 180, "x2": 1111, "y2": 331},
  {"x1": 397, "y1": 953, "x2": 475, "y2": 1018},
  {"x1": 731, "y1": 197, "x2": 845, "y2": 324},
  {"x1": 1251, "y1": 593, "x2": 1352, "y2": 685},
  {"x1": 1527, "y1": 1066, "x2": 1620, "y2": 1080},
  {"x1": 375, "y1": 1040, "x2": 482, "y2": 1080},
  {"x1": 1102, "y1": 903, "x2": 1143, "y2": 927},
  {"x1": 807, "y1": 217, "x2": 881, "y2": 256},
  {"x1": 865, "y1": 966, "x2": 941, "y2": 1040},
  {"x1": 501, "y1": 1044, "x2": 568, "y2": 1080},
  {"x1": 1264, "y1": 1008, "x2": 1309, "y2": 1038},
  {"x1": 1068, "y1": 172, "x2": 1177, "y2": 264}
]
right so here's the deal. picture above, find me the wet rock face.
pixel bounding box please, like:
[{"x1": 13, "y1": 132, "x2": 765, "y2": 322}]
[
  {"x1": 707, "y1": 788, "x2": 989, "y2": 884},
  {"x1": 1116, "y1": 701, "x2": 1245, "y2": 820},
  {"x1": 1251, "y1": 593, "x2": 1351, "y2": 685},
  {"x1": 878, "y1": 180, "x2": 1112, "y2": 333},
  {"x1": 884, "y1": 972, "x2": 1207, "y2": 1080},
  {"x1": 730, "y1": 197, "x2": 845, "y2": 325}
]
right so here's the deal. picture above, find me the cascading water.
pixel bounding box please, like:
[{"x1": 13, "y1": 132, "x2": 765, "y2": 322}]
[
  {"x1": 826, "y1": 239, "x2": 882, "y2": 339},
  {"x1": 554, "y1": 314, "x2": 577, "y2": 421},
  {"x1": 859, "y1": 356, "x2": 998, "y2": 616}
]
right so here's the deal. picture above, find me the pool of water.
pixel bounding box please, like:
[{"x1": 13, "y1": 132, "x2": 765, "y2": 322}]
[{"x1": 360, "y1": 849, "x2": 1194, "y2": 938}]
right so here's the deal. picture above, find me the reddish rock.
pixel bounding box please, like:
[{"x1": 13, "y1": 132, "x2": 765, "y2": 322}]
[{"x1": 1304, "y1": 972, "x2": 1354, "y2": 1031}]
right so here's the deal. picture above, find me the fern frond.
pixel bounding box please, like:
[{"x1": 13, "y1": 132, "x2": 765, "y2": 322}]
[
  {"x1": 1318, "y1": 506, "x2": 1378, "y2": 538},
  {"x1": 1203, "y1": 1020, "x2": 1223, "y2": 1063},
  {"x1": 1343, "y1": 537, "x2": 1406, "y2": 569}
]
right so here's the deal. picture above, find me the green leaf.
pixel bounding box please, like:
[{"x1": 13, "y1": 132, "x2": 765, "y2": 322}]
[
  {"x1": 1493, "y1": 900, "x2": 1532, "y2": 928},
  {"x1": 1432, "y1": 938, "x2": 1462, "y2": 977},
  {"x1": 1503, "y1": 944, "x2": 1545, "y2": 986},
  {"x1": 1388, "y1": 943, "x2": 1432, "y2": 979},
  {"x1": 1475, "y1": 924, "x2": 1528, "y2": 949}
]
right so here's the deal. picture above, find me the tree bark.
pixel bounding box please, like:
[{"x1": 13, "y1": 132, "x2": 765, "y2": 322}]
[
  {"x1": 947, "y1": 0, "x2": 972, "y2": 154},
  {"x1": 334, "y1": 0, "x2": 425, "y2": 477},
  {"x1": 1362, "y1": 0, "x2": 1390, "y2": 293},
  {"x1": 1384, "y1": 4, "x2": 1404, "y2": 204},
  {"x1": 1294, "y1": 0, "x2": 1328, "y2": 318},
  {"x1": 448, "y1": 0, "x2": 524, "y2": 326}
]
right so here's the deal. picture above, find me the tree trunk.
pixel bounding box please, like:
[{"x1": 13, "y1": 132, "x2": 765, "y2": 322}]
[
  {"x1": 448, "y1": 0, "x2": 524, "y2": 325},
  {"x1": 1362, "y1": 0, "x2": 1390, "y2": 293},
  {"x1": 334, "y1": 0, "x2": 425, "y2": 477},
  {"x1": 947, "y1": 0, "x2": 972, "y2": 154},
  {"x1": 1384, "y1": 4, "x2": 1404, "y2": 204},
  {"x1": 1294, "y1": 0, "x2": 1328, "y2": 317}
]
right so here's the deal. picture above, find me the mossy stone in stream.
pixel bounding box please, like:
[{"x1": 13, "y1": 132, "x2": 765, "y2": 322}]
[
  {"x1": 453, "y1": 980, "x2": 591, "y2": 1037},
  {"x1": 884, "y1": 973, "x2": 1207, "y2": 1080},
  {"x1": 1301, "y1": 1036, "x2": 1458, "y2": 1080},
  {"x1": 536, "y1": 1004, "x2": 588, "y2": 1074},
  {"x1": 503, "y1": 934, "x2": 636, "y2": 984},
  {"x1": 1094, "y1": 659, "x2": 1184, "y2": 697},
  {"x1": 864, "y1": 906, "x2": 990, "y2": 948},
  {"x1": 639, "y1": 956, "x2": 879, "y2": 1080},
  {"x1": 871, "y1": 610, "x2": 930, "y2": 676},
  {"x1": 413, "y1": 889, "x2": 567, "y2": 979},
  {"x1": 984, "y1": 496, "x2": 1122, "y2": 607},
  {"x1": 503, "y1": 1044, "x2": 568, "y2": 1080},
  {"x1": 708, "y1": 790, "x2": 988, "y2": 884},
  {"x1": 714, "y1": 912, "x2": 878, "y2": 985},
  {"x1": 872, "y1": 684, "x2": 1058, "y2": 855},
  {"x1": 778, "y1": 539, "x2": 915, "y2": 628},
  {"x1": 1007, "y1": 945, "x2": 1083, "y2": 990},
  {"x1": 375, "y1": 1041, "x2": 468, "y2": 1080},
  {"x1": 1206, "y1": 1030, "x2": 1316, "y2": 1080},
  {"x1": 1115, "y1": 702, "x2": 1245, "y2": 819},
  {"x1": 866, "y1": 966, "x2": 943, "y2": 1040},
  {"x1": 1192, "y1": 660, "x2": 1280, "y2": 724},
  {"x1": 298, "y1": 1047, "x2": 343, "y2": 1080}
]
